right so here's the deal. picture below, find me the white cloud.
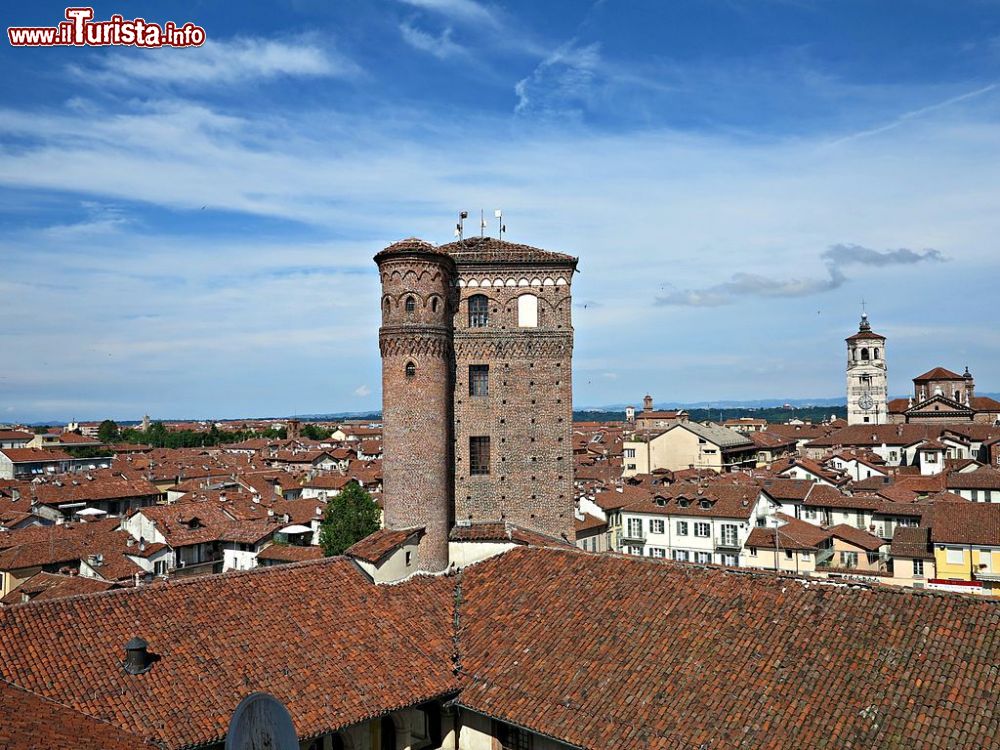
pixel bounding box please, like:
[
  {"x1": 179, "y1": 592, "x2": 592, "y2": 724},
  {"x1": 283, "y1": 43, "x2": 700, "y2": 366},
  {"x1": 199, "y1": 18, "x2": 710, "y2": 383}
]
[
  {"x1": 514, "y1": 40, "x2": 602, "y2": 117},
  {"x1": 354, "y1": 385, "x2": 372, "y2": 397},
  {"x1": 397, "y1": 0, "x2": 497, "y2": 26},
  {"x1": 399, "y1": 23, "x2": 466, "y2": 59},
  {"x1": 72, "y1": 36, "x2": 360, "y2": 87}
]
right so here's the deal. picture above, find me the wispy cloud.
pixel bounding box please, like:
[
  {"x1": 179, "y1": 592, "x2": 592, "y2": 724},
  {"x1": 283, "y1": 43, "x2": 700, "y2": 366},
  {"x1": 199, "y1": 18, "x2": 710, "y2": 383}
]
[
  {"x1": 71, "y1": 36, "x2": 360, "y2": 87},
  {"x1": 826, "y1": 83, "x2": 998, "y2": 147},
  {"x1": 515, "y1": 40, "x2": 602, "y2": 117},
  {"x1": 354, "y1": 385, "x2": 372, "y2": 397},
  {"x1": 657, "y1": 244, "x2": 946, "y2": 306},
  {"x1": 399, "y1": 22, "x2": 466, "y2": 59},
  {"x1": 397, "y1": 0, "x2": 498, "y2": 26}
]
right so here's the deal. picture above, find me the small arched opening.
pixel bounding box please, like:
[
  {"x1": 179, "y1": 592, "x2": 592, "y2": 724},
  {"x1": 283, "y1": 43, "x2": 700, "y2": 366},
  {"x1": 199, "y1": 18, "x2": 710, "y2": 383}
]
[
  {"x1": 405, "y1": 362, "x2": 416, "y2": 380},
  {"x1": 405, "y1": 296, "x2": 416, "y2": 314},
  {"x1": 517, "y1": 293, "x2": 538, "y2": 328},
  {"x1": 860, "y1": 348, "x2": 869, "y2": 361}
]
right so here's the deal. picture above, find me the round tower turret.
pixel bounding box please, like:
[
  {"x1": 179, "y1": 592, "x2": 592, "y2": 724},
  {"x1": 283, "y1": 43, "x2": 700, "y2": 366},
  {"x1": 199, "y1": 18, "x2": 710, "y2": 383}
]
[{"x1": 375, "y1": 238, "x2": 456, "y2": 572}]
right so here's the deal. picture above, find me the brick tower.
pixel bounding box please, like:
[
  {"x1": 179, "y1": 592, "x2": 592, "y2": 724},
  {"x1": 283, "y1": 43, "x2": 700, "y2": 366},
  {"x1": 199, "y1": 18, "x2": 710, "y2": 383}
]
[
  {"x1": 374, "y1": 239, "x2": 455, "y2": 572},
  {"x1": 441, "y1": 237, "x2": 577, "y2": 541},
  {"x1": 375, "y1": 234, "x2": 578, "y2": 571}
]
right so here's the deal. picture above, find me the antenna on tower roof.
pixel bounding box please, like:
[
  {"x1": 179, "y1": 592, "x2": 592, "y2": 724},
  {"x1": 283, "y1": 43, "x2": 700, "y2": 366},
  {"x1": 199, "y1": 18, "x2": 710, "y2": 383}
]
[
  {"x1": 480, "y1": 209, "x2": 487, "y2": 238},
  {"x1": 454, "y1": 210, "x2": 468, "y2": 240},
  {"x1": 495, "y1": 208, "x2": 505, "y2": 240}
]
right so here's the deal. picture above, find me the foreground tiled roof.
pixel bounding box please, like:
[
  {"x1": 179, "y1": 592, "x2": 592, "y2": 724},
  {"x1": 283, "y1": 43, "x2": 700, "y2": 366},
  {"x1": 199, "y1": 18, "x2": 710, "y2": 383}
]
[
  {"x1": 0, "y1": 679, "x2": 150, "y2": 750},
  {"x1": 3, "y1": 546, "x2": 1000, "y2": 748},
  {"x1": 456, "y1": 547, "x2": 1000, "y2": 750},
  {"x1": 0, "y1": 558, "x2": 457, "y2": 749}
]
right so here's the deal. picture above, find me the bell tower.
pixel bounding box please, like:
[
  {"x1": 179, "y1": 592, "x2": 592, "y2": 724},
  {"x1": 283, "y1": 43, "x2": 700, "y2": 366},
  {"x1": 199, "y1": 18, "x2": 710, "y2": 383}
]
[
  {"x1": 845, "y1": 312, "x2": 888, "y2": 425},
  {"x1": 375, "y1": 238, "x2": 455, "y2": 572}
]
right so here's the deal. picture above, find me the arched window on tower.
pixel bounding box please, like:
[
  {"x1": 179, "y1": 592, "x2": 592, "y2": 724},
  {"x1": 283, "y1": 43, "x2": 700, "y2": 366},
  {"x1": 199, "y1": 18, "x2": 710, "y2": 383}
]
[
  {"x1": 405, "y1": 296, "x2": 416, "y2": 314},
  {"x1": 873, "y1": 348, "x2": 880, "y2": 359},
  {"x1": 431, "y1": 296, "x2": 439, "y2": 313},
  {"x1": 469, "y1": 294, "x2": 488, "y2": 327},
  {"x1": 405, "y1": 362, "x2": 416, "y2": 379},
  {"x1": 382, "y1": 297, "x2": 391, "y2": 321},
  {"x1": 861, "y1": 348, "x2": 869, "y2": 361},
  {"x1": 517, "y1": 293, "x2": 538, "y2": 328}
]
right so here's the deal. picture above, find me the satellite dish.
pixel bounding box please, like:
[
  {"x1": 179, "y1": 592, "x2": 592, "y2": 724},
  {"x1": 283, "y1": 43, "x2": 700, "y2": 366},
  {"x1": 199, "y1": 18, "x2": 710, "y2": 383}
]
[{"x1": 225, "y1": 692, "x2": 298, "y2": 750}]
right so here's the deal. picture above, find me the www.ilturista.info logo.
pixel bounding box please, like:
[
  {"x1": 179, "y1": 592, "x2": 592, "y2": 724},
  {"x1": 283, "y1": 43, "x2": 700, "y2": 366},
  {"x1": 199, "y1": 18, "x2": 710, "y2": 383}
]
[{"x1": 8, "y1": 7, "x2": 206, "y2": 47}]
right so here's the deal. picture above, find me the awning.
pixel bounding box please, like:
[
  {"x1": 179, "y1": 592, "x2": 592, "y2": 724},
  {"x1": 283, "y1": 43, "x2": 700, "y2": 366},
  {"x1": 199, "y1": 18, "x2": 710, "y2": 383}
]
[{"x1": 279, "y1": 524, "x2": 312, "y2": 534}]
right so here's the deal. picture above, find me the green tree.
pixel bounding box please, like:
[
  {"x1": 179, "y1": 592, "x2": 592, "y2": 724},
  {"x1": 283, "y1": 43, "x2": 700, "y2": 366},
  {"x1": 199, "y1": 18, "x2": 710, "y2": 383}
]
[
  {"x1": 145, "y1": 421, "x2": 169, "y2": 447},
  {"x1": 318, "y1": 481, "x2": 381, "y2": 556},
  {"x1": 97, "y1": 419, "x2": 120, "y2": 444}
]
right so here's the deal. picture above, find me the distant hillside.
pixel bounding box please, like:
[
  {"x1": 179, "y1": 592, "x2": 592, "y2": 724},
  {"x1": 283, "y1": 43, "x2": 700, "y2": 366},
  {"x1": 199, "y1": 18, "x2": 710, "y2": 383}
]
[{"x1": 572, "y1": 405, "x2": 847, "y2": 424}]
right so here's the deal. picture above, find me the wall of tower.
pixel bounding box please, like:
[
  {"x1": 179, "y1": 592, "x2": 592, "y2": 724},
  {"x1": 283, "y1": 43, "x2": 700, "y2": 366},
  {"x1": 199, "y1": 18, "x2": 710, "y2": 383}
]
[
  {"x1": 451, "y1": 267, "x2": 576, "y2": 541},
  {"x1": 846, "y1": 338, "x2": 888, "y2": 426},
  {"x1": 377, "y1": 254, "x2": 455, "y2": 571}
]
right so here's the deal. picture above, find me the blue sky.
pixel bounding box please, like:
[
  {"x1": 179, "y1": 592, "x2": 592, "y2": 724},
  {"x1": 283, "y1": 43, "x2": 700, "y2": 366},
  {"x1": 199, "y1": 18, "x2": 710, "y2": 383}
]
[{"x1": 2, "y1": 0, "x2": 1000, "y2": 422}]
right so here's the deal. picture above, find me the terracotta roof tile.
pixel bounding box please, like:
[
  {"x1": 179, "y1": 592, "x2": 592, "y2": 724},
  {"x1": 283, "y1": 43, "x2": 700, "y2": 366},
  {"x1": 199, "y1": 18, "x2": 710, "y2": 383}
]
[
  {"x1": 0, "y1": 559, "x2": 457, "y2": 749},
  {"x1": 346, "y1": 527, "x2": 423, "y2": 564}
]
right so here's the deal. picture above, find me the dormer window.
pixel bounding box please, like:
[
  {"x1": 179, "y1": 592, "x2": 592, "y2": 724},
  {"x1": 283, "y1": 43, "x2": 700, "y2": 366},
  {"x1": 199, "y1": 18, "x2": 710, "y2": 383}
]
[
  {"x1": 700, "y1": 499, "x2": 712, "y2": 509},
  {"x1": 677, "y1": 499, "x2": 690, "y2": 508}
]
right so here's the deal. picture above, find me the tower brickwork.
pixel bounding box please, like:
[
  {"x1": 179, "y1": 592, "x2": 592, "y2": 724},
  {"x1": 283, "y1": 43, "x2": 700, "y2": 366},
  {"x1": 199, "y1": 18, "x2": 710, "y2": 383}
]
[
  {"x1": 375, "y1": 235, "x2": 578, "y2": 571},
  {"x1": 846, "y1": 312, "x2": 888, "y2": 426},
  {"x1": 375, "y1": 239, "x2": 456, "y2": 571},
  {"x1": 443, "y1": 238, "x2": 577, "y2": 541}
]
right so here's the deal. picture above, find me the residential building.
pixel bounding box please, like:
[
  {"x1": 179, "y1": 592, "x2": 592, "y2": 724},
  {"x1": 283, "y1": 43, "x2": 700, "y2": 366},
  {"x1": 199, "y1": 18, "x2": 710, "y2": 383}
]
[{"x1": 622, "y1": 421, "x2": 756, "y2": 476}]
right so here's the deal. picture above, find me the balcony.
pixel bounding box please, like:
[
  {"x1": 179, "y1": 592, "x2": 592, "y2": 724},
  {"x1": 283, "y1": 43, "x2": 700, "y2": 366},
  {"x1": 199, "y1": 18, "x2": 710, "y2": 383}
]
[
  {"x1": 814, "y1": 547, "x2": 835, "y2": 566},
  {"x1": 715, "y1": 536, "x2": 741, "y2": 550}
]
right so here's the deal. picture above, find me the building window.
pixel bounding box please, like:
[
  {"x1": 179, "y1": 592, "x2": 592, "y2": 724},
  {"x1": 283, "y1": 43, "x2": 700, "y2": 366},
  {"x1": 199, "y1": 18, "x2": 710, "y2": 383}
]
[
  {"x1": 626, "y1": 464, "x2": 636, "y2": 471},
  {"x1": 695, "y1": 551, "x2": 711, "y2": 564},
  {"x1": 469, "y1": 365, "x2": 489, "y2": 397},
  {"x1": 912, "y1": 559, "x2": 924, "y2": 577},
  {"x1": 785, "y1": 549, "x2": 793, "y2": 560},
  {"x1": 624, "y1": 448, "x2": 636, "y2": 458},
  {"x1": 469, "y1": 437, "x2": 490, "y2": 475},
  {"x1": 722, "y1": 554, "x2": 737, "y2": 566},
  {"x1": 720, "y1": 524, "x2": 738, "y2": 547},
  {"x1": 801, "y1": 551, "x2": 811, "y2": 561},
  {"x1": 405, "y1": 362, "x2": 416, "y2": 379},
  {"x1": 676, "y1": 521, "x2": 688, "y2": 536},
  {"x1": 673, "y1": 549, "x2": 690, "y2": 562},
  {"x1": 405, "y1": 296, "x2": 416, "y2": 314},
  {"x1": 627, "y1": 518, "x2": 643, "y2": 538},
  {"x1": 469, "y1": 294, "x2": 489, "y2": 327},
  {"x1": 749, "y1": 547, "x2": 758, "y2": 557},
  {"x1": 431, "y1": 296, "x2": 439, "y2": 312},
  {"x1": 840, "y1": 551, "x2": 858, "y2": 568},
  {"x1": 650, "y1": 547, "x2": 666, "y2": 558},
  {"x1": 946, "y1": 547, "x2": 964, "y2": 565},
  {"x1": 694, "y1": 522, "x2": 710, "y2": 538},
  {"x1": 494, "y1": 721, "x2": 533, "y2": 750},
  {"x1": 650, "y1": 519, "x2": 665, "y2": 534},
  {"x1": 517, "y1": 293, "x2": 539, "y2": 328}
]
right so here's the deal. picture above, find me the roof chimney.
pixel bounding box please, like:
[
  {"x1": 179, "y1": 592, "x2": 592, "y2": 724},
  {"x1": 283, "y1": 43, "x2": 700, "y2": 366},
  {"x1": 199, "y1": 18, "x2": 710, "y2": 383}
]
[{"x1": 123, "y1": 637, "x2": 153, "y2": 675}]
